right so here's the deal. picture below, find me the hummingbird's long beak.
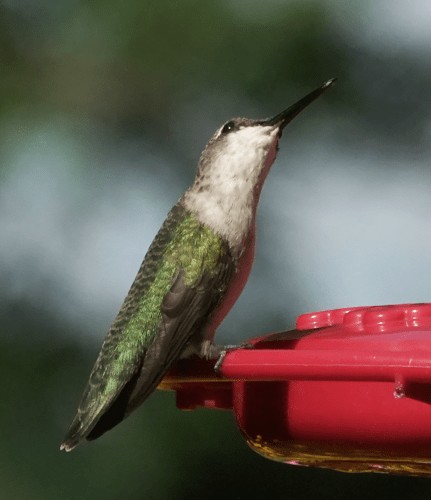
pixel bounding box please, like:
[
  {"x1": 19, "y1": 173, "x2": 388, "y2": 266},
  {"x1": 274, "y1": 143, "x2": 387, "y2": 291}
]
[{"x1": 263, "y1": 78, "x2": 336, "y2": 132}]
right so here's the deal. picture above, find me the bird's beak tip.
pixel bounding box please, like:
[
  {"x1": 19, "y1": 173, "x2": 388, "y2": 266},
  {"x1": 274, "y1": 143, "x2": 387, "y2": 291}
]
[{"x1": 267, "y1": 77, "x2": 337, "y2": 131}]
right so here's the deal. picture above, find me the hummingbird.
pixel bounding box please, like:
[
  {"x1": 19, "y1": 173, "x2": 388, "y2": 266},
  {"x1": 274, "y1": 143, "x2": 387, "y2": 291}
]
[{"x1": 60, "y1": 78, "x2": 335, "y2": 451}]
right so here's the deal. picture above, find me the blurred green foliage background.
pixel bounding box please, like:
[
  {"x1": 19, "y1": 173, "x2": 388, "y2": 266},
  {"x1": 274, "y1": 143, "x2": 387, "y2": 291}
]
[{"x1": 2, "y1": 0, "x2": 431, "y2": 498}]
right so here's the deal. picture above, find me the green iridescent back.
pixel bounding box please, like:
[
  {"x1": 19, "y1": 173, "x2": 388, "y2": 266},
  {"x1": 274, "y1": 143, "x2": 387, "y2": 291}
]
[
  {"x1": 113, "y1": 202, "x2": 227, "y2": 340},
  {"x1": 61, "y1": 201, "x2": 231, "y2": 449},
  {"x1": 90, "y1": 201, "x2": 229, "y2": 387}
]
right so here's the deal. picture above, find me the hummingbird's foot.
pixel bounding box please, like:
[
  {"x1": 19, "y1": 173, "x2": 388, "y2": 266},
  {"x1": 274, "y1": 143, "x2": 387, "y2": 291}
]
[
  {"x1": 199, "y1": 339, "x2": 254, "y2": 359},
  {"x1": 199, "y1": 340, "x2": 254, "y2": 373}
]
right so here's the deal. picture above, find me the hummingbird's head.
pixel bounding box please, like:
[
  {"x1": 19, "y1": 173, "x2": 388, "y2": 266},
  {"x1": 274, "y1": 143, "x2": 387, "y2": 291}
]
[
  {"x1": 183, "y1": 79, "x2": 335, "y2": 247},
  {"x1": 194, "y1": 78, "x2": 336, "y2": 196}
]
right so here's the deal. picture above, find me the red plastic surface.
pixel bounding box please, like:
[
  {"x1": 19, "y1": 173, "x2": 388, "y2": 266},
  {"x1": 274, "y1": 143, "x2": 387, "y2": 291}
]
[{"x1": 159, "y1": 303, "x2": 431, "y2": 474}]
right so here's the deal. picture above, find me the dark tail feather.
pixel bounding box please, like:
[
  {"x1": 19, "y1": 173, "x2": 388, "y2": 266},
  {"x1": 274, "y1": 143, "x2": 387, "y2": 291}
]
[
  {"x1": 86, "y1": 370, "x2": 141, "y2": 441},
  {"x1": 60, "y1": 368, "x2": 142, "y2": 451}
]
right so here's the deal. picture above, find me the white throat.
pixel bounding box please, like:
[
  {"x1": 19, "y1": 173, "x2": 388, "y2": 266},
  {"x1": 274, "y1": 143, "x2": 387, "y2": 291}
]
[{"x1": 183, "y1": 125, "x2": 279, "y2": 249}]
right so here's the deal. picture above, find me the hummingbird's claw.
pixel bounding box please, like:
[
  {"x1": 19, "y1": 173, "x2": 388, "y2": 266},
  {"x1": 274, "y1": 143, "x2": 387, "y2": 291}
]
[
  {"x1": 213, "y1": 340, "x2": 255, "y2": 373},
  {"x1": 214, "y1": 350, "x2": 228, "y2": 373}
]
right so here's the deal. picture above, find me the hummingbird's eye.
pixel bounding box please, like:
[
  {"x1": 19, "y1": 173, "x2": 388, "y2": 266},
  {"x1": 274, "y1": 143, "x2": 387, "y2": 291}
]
[{"x1": 221, "y1": 121, "x2": 237, "y2": 134}]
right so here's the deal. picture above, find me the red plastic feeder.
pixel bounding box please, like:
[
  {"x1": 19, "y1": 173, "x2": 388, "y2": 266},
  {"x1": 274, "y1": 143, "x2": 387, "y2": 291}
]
[{"x1": 158, "y1": 303, "x2": 431, "y2": 475}]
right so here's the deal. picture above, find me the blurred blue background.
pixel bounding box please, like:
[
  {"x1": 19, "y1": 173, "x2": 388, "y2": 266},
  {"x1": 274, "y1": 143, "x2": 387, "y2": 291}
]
[{"x1": 2, "y1": 0, "x2": 431, "y2": 498}]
